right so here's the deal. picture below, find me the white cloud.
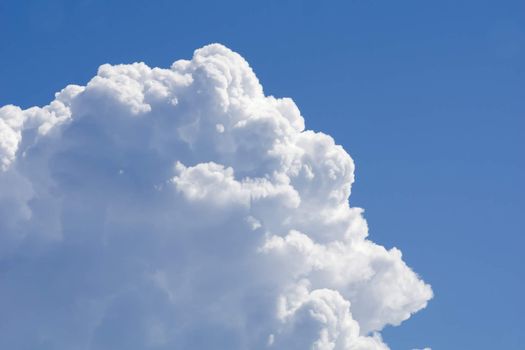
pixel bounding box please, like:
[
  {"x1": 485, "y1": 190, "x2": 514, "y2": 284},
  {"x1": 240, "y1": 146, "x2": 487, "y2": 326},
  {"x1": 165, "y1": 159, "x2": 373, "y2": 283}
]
[{"x1": 0, "y1": 44, "x2": 432, "y2": 349}]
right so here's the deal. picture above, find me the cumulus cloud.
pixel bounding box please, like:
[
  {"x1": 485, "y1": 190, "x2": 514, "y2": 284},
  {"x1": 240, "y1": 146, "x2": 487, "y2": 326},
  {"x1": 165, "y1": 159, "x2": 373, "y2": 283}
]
[{"x1": 0, "y1": 44, "x2": 432, "y2": 349}]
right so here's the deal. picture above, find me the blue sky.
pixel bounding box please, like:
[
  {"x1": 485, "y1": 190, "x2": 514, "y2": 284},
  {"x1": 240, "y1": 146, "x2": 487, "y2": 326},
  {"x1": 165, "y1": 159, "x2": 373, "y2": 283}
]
[{"x1": 1, "y1": 0, "x2": 524, "y2": 348}]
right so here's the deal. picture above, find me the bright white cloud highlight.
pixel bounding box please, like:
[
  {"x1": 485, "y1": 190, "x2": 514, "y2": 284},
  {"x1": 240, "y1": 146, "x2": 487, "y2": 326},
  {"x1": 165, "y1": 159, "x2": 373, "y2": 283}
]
[{"x1": 0, "y1": 44, "x2": 432, "y2": 349}]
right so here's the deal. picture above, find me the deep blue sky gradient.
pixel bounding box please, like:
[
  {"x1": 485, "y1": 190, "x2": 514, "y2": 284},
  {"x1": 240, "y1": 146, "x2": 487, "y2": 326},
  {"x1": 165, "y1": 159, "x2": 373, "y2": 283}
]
[{"x1": 1, "y1": 1, "x2": 524, "y2": 348}]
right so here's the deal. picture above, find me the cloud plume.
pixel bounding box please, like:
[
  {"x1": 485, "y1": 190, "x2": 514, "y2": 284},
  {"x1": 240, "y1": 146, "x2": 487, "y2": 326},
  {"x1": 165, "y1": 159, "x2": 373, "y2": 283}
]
[{"x1": 0, "y1": 44, "x2": 432, "y2": 349}]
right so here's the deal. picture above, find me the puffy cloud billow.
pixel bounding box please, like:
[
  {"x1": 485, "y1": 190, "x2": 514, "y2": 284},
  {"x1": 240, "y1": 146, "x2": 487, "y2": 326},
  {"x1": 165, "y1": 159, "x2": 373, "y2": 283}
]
[{"x1": 0, "y1": 44, "x2": 432, "y2": 349}]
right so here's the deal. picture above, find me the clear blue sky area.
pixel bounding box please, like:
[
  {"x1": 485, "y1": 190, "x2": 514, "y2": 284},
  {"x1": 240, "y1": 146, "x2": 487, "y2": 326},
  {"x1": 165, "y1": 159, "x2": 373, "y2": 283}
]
[{"x1": 1, "y1": 1, "x2": 524, "y2": 349}]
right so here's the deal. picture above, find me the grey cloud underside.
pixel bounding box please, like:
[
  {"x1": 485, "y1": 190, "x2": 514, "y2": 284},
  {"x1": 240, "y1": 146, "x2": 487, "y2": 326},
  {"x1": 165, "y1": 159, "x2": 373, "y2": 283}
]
[{"x1": 0, "y1": 44, "x2": 432, "y2": 349}]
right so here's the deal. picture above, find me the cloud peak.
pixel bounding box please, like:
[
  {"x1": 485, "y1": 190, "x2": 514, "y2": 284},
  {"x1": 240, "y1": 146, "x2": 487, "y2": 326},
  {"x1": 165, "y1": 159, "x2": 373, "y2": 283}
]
[{"x1": 0, "y1": 44, "x2": 432, "y2": 349}]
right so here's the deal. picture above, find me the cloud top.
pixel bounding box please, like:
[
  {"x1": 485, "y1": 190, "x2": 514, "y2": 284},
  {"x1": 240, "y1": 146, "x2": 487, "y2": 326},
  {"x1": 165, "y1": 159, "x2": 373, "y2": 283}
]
[{"x1": 0, "y1": 44, "x2": 432, "y2": 349}]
